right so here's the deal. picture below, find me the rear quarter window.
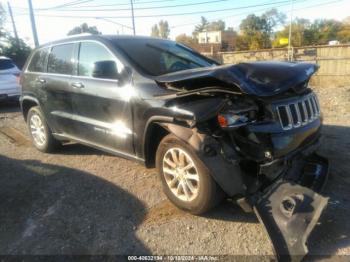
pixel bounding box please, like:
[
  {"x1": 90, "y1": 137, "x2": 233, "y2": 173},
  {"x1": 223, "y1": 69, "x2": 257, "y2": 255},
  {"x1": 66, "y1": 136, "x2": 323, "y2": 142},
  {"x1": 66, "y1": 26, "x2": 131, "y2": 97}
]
[
  {"x1": 48, "y1": 43, "x2": 75, "y2": 75},
  {"x1": 27, "y1": 48, "x2": 49, "y2": 72},
  {"x1": 0, "y1": 59, "x2": 15, "y2": 70}
]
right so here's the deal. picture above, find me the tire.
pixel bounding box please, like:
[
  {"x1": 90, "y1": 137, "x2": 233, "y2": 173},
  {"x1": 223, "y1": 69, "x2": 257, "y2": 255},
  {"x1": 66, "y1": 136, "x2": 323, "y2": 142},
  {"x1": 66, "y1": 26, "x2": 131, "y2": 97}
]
[
  {"x1": 27, "y1": 106, "x2": 60, "y2": 153},
  {"x1": 156, "y1": 134, "x2": 224, "y2": 215}
]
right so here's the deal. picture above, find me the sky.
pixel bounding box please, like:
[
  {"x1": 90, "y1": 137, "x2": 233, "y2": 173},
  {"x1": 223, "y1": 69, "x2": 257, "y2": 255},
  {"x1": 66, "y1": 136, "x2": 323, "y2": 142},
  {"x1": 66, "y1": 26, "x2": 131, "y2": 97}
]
[{"x1": 1, "y1": 0, "x2": 350, "y2": 47}]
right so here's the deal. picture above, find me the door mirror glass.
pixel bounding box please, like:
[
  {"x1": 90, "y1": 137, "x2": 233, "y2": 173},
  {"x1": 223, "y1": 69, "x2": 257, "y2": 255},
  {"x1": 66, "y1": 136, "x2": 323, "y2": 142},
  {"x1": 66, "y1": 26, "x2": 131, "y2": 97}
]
[{"x1": 92, "y1": 60, "x2": 119, "y2": 79}]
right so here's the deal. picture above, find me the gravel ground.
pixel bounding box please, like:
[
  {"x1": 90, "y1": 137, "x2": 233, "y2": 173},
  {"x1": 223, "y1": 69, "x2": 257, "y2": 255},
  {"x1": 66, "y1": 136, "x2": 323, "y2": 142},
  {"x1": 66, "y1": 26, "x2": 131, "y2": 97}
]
[{"x1": 0, "y1": 86, "x2": 349, "y2": 259}]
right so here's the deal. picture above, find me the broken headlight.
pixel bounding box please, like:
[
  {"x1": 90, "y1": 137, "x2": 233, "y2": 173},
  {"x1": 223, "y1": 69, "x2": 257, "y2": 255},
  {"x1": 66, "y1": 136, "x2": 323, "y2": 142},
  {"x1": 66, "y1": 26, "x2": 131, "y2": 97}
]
[
  {"x1": 217, "y1": 99, "x2": 258, "y2": 129},
  {"x1": 217, "y1": 110, "x2": 256, "y2": 128}
]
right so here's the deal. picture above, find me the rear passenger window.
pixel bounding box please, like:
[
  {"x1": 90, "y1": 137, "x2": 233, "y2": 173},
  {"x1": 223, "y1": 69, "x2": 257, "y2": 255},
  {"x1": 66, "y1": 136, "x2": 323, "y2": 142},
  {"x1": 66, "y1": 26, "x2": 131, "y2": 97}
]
[
  {"x1": 28, "y1": 48, "x2": 49, "y2": 72},
  {"x1": 48, "y1": 44, "x2": 75, "y2": 75}
]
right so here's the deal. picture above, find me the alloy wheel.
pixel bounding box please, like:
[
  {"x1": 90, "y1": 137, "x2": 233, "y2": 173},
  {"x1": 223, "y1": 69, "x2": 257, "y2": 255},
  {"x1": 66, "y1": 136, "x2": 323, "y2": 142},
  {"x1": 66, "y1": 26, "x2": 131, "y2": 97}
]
[
  {"x1": 162, "y1": 147, "x2": 200, "y2": 202},
  {"x1": 29, "y1": 114, "x2": 46, "y2": 147}
]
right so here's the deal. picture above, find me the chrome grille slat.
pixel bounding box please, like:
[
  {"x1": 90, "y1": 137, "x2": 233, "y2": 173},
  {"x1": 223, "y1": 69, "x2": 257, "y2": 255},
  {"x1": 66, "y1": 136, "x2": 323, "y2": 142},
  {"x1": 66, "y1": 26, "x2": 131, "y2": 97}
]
[{"x1": 276, "y1": 93, "x2": 321, "y2": 130}]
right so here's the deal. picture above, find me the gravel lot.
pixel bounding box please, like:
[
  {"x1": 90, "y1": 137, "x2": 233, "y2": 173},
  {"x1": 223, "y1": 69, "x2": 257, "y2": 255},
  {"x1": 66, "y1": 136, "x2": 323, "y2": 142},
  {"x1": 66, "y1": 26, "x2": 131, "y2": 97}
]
[{"x1": 0, "y1": 86, "x2": 349, "y2": 258}]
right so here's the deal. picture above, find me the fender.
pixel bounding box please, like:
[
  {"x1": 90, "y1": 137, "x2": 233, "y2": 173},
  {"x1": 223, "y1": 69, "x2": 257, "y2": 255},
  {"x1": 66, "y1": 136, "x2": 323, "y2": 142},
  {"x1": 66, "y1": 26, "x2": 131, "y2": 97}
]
[
  {"x1": 142, "y1": 115, "x2": 174, "y2": 165},
  {"x1": 20, "y1": 95, "x2": 41, "y2": 119},
  {"x1": 159, "y1": 122, "x2": 246, "y2": 196}
]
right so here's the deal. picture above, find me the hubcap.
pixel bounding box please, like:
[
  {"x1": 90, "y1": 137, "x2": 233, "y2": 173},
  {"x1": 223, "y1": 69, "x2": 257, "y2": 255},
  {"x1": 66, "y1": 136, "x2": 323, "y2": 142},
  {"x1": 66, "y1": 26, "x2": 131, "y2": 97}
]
[
  {"x1": 30, "y1": 114, "x2": 46, "y2": 146},
  {"x1": 162, "y1": 147, "x2": 200, "y2": 202}
]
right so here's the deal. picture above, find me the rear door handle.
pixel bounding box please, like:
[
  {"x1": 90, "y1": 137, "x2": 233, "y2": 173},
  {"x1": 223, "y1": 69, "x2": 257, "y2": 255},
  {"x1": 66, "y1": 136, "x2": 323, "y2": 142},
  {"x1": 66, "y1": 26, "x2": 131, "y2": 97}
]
[
  {"x1": 36, "y1": 78, "x2": 46, "y2": 84},
  {"x1": 71, "y1": 82, "x2": 84, "y2": 89}
]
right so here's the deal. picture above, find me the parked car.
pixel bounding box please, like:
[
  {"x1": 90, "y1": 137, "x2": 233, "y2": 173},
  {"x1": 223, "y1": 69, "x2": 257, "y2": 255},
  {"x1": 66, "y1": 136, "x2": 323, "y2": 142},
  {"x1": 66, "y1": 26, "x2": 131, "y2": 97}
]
[
  {"x1": 0, "y1": 56, "x2": 21, "y2": 102},
  {"x1": 20, "y1": 35, "x2": 329, "y2": 259}
]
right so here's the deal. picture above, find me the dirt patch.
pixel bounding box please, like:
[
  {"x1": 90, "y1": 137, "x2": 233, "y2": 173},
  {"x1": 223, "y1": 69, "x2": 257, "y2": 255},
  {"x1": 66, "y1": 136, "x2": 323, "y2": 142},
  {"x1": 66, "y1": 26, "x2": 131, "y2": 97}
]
[
  {"x1": 0, "y1": 127, "x2": 30, "y2": 146},
  {"x1": 142, "y1": 201, "x2": 189, "y2": 226}
]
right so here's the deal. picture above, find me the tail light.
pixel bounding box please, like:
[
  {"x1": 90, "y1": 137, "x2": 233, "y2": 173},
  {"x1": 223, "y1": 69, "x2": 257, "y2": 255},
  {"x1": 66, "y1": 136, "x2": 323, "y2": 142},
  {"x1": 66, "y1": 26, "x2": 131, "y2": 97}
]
[{"x1": 14, "y1": 73, "x2": 21, "y2": 85}]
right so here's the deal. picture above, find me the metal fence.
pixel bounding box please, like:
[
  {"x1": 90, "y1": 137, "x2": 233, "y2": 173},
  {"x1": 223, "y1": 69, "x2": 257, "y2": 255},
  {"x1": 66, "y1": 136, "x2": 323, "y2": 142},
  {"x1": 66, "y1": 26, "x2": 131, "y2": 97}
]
[{"x1": 210, "y1": 44, "x2": 350, "y2": 87}]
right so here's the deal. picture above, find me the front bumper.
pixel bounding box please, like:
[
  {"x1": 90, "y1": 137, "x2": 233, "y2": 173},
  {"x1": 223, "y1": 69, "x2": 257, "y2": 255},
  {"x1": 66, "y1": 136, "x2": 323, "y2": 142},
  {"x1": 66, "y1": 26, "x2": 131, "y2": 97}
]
[{"x1": 252, "y1": 153, "x2": 329, "y2": 261}]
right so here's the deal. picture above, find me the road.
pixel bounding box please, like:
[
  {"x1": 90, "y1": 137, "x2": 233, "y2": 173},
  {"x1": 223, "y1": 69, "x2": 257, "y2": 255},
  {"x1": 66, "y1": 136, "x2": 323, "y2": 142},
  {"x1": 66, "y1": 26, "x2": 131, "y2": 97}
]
[{"x1": 0, "y1": 86, "x2": 349, "y2": 258}]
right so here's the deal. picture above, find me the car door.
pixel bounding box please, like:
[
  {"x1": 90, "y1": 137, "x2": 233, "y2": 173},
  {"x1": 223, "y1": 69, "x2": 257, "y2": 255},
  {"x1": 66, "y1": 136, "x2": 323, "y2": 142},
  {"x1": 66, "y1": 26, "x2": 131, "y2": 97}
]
[
  {"x1": 70, "y1": 41, "x2": 134, "y2": 156},
  {"x1": 43, "y1": 43, "x2": 77, "y2": 135}
]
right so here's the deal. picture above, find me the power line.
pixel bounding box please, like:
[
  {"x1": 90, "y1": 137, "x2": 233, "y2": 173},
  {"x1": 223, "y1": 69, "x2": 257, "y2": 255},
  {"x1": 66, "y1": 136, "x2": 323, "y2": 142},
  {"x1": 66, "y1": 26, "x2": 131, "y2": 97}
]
[
  {"x1": 52, "y1": 0, "x2": 184, "y2": 9},
  {"x1": 170, "y1": 0, "x2": 305, "y2": 28},
  {"x1": 36, "y1": 0, "x2": 231, "y2": 12},
  {"x1": 14, "y1": 0, "x2": 298, "y2": 19},
  {"x1": 170, "y1": 0, "x2": 342, "y2": 29},
  {"x1": 38, "y1": 0, "x2": 94, "y2": 10},
  {"x1": 95, "y1": 17, "x2": 133, "y2": 30}
]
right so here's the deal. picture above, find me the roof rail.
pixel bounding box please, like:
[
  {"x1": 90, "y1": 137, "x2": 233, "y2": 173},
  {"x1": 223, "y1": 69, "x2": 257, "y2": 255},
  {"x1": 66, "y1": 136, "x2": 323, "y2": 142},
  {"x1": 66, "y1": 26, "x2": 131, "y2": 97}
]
[{"x1": 64, "y1": 33, "x2": 93, "y2": 39}]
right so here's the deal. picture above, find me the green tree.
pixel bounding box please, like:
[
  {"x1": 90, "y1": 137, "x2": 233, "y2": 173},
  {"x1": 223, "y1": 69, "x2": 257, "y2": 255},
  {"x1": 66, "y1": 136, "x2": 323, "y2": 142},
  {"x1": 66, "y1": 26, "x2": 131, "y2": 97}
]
[
  {"x1": 151, "y1": 24, "x2": 159, "y2": 38},
  {"x1": 207, "y1": 20, "x2": 226, "y2": 31},
  {"x1": 262, "y1": 8, "x2": 286, "y2": 36},
  {"x1": 238, "y1": 14, "x2": 271, "y2": 50},
  {"x1": 194, "y1": 16, "x2": 209, "y2": 34},
  {"x1": 2, "y1": 36, "x2": 31, "y2": 68},
  {"x1": 0, "y1": 3, "x2": 6, "y2": 39},
  {"x1": 150, "y1": 20, "x2": 170, "y2": 39},
  {"x1": 273, "y1": 18, "x2": 311, "y2": 47},
  {"x1": 337, "y1": 16, "x2": 350, "y2": 43},
  {"x1": 273, "y1": 18, "x2": 347, "y2": 47},
  {"x1": 311, "y1": 19, "x2": 342, "y2": 44},
  {"x1": 0, "y1": 5, "x2": 31, "y2": 68},
  {"x1": 67, "y1": 23, "x2": 101, "y2": 35},
  {"x1": 159, "y1": 20, "x2": 170, "y2": 39}
]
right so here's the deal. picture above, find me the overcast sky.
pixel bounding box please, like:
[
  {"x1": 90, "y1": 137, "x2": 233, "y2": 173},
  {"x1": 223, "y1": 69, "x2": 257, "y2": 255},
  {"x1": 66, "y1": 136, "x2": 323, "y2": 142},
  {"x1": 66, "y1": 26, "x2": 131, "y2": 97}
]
[{"x1": 1, "y1": 0, "x2": 349, "y2": 47}]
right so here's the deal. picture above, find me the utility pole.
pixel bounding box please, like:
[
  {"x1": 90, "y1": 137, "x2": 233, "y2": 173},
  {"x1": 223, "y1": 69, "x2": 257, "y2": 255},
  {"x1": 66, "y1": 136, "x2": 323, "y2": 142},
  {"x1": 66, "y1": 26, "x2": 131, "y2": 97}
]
[
  {"x1": 287, "y1": 0, "x2": 294, "y2": 61},
  {"x1": 130, "y1": 0, "x2": 136, "y2": 35},
  {"x1": 7, "y1": 2, "x2": 20, "y2": 47},
  {"x1": 27, "y1": 0, "x2": 39, "y2": 47}
]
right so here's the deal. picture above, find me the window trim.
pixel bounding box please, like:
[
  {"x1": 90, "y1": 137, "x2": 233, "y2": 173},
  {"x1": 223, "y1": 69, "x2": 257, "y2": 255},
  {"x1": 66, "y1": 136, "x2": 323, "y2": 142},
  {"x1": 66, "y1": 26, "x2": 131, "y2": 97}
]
[
  {"x1": 24, "y1": 40, "x2": 126, "y2": 83},
  {"x1": 26, "y1": 47, "x2": 50, "y2": 73}
]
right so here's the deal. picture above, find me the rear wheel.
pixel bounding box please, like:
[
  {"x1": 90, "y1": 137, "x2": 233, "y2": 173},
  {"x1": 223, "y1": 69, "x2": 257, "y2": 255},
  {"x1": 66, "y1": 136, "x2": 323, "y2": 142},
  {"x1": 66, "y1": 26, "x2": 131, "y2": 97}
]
[
  {"x1": 156, "y1": 134, "x2": 224, "y2": 215},
  {"x1": 27, "y1": 106, "x2": 60, "y2": 152}
]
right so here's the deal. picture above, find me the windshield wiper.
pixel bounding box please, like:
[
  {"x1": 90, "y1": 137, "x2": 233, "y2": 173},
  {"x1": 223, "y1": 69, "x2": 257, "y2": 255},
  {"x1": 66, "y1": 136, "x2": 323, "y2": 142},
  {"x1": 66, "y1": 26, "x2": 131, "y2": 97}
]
[
  {"x1": 146, "y1": 44, "x2": 203, "y2": 67},
  {"x1": 153, "y1": 87, "x2": 242, "y2": 99}
]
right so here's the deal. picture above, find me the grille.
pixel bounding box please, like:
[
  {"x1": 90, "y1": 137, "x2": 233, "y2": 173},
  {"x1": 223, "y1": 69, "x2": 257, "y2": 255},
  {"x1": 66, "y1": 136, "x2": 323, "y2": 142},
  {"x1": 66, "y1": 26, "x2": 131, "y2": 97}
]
[{"x1": 276, "y1": 93, "x2": 320, "y2": 130}]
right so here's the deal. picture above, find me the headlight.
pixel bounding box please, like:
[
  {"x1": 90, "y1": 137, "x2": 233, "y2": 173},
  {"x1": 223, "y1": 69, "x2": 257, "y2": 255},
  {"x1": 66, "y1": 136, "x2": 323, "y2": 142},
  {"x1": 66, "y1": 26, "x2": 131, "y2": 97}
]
[
  {"x1": 217, "y1": 99, "x2": 258, "y2": 129},
  {"x1": 217, "y1": 113, "x2": 248, "y2": 128},
  {"x1": 217, "y1": 109, "x2": 257, "y2": 129}
]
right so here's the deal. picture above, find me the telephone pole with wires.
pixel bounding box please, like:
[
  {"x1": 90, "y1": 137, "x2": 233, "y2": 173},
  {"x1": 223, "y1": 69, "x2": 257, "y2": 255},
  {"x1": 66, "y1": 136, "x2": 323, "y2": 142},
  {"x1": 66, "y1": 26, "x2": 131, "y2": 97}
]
[
  {"x1": 27, "y1": 0, "x2": 39, "y2": 47},
  {"x1": 7, "y1": 1, "x2": 20, "y2": 47},
  {"x1": 287, "y1": 0, "x2": 294, "y2": 61},
  {"x1": 130, "y1": 0, "x2": 136, "y2": 35}
]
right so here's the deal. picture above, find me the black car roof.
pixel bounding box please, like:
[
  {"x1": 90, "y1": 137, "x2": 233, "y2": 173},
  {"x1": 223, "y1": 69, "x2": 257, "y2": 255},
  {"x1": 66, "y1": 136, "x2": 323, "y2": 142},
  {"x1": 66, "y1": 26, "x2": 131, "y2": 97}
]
[{"x1": 38, "y1": 34, "x2": 171, "y2": 49}]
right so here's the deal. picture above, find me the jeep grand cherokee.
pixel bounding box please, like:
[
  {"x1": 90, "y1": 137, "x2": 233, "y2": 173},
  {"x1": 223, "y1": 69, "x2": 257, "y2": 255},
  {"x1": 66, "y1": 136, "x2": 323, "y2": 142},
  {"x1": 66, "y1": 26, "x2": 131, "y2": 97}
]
[{"x1": 20, "y1": 35, "x2": 329, "y2": 260}]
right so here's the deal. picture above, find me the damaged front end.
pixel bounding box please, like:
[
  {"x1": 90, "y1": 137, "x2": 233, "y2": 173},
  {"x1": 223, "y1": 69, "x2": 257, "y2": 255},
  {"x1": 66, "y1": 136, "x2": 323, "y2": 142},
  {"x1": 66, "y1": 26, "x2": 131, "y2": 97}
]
[{"x1": 154, "y1": 61, "x2": 329, "y2": 260}]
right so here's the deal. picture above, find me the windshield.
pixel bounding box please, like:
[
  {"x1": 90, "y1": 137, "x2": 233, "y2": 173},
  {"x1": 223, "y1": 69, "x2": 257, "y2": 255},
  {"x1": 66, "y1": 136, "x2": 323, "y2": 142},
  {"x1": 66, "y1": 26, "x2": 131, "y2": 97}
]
[{"x1": 113, "y1": 38, "x2": 217, "y2": 76}]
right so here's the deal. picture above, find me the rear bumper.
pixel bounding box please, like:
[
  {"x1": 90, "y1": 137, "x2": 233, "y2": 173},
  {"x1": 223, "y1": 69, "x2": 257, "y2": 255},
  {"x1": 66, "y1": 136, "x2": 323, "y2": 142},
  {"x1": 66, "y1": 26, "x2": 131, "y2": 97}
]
[
  {"x1": 0, "y1": 94, "x2": 20, "y2": 101},
  {"x1": 252, "y1": 153, "x2": 329, "y2": 261}
]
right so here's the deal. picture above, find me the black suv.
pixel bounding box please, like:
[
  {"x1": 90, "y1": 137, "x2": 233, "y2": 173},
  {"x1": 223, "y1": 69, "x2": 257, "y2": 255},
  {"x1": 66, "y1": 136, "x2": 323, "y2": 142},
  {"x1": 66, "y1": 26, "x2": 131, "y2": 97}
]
[{"x1": 21, "y1": 35, "x2": 329, "y2": 259}]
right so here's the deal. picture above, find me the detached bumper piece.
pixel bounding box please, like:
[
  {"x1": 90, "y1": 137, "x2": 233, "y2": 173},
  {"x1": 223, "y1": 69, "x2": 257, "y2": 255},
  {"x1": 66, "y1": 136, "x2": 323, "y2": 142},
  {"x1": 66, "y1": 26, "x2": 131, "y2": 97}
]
[{"x1": 252, "y1": 154, "x2": 329, "y2": 261}]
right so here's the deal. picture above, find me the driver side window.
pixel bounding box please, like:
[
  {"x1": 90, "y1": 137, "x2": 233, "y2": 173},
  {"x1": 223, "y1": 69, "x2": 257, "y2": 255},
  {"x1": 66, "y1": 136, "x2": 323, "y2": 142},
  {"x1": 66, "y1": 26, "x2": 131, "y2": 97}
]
[{"x1": 78, "y1": 41, "x2": 124, "y2": 78}]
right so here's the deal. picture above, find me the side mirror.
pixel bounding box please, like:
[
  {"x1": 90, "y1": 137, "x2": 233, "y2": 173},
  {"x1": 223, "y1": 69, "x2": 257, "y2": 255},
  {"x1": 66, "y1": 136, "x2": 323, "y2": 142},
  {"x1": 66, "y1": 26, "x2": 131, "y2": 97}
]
[{"x1": 92, "y1": 60, "x2": 119, "y2": 80}]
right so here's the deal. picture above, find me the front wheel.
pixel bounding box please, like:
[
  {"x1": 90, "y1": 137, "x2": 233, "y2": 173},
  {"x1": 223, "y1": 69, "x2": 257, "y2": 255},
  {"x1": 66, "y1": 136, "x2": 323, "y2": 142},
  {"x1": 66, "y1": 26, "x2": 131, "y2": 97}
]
[{"x1": 156, "y1": 134, "x2": 224, "y2": 215}]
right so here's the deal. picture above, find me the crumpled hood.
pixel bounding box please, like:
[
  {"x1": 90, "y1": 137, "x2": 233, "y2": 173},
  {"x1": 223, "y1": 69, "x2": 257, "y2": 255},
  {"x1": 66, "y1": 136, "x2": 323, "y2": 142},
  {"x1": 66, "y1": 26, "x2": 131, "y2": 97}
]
[{"x1": 155, "y1": 61, "x2": 319, "y2": 97}]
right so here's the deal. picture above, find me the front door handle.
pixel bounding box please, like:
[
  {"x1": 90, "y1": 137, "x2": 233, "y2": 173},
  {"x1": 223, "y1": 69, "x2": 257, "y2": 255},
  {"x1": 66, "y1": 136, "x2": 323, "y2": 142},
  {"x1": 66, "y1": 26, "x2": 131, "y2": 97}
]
[{"x1": 71, "y1": 82, "x2": 84, "y2": 89}]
